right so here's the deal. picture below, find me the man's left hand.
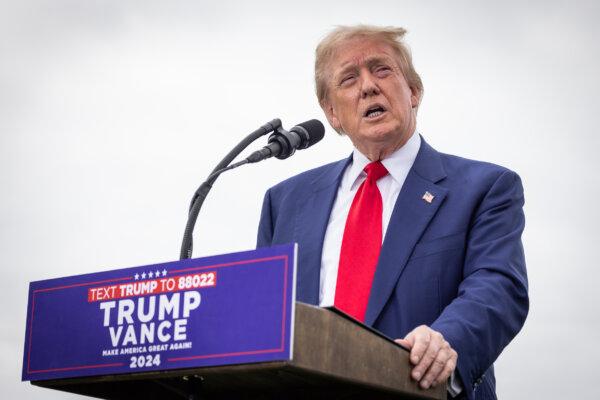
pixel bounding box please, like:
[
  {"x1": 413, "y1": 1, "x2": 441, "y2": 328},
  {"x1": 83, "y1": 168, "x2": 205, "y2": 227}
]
[{"x1": 395, "y1": 325, "x2": 458, "y2": 389}]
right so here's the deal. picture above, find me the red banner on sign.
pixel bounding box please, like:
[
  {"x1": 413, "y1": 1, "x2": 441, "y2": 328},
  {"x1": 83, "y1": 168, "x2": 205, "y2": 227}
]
[{"x1": 87, "y1": 272, "x2": 216, "y2": 302}]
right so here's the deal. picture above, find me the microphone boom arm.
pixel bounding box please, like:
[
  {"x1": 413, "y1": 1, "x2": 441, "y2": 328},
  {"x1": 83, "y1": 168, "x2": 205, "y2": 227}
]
[{"x1": 179, "y1": 119, "x2": 281, "y2": 260}]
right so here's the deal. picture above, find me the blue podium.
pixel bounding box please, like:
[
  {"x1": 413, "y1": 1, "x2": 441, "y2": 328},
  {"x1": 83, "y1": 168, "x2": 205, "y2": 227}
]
[{"x1": 23, "y1": 245, "x2": 444, "y2": 399}]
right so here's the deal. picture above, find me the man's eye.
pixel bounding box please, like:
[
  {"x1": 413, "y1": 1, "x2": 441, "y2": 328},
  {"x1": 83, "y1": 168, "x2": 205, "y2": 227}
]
[
  {"x1": 340, "y1": 75, "x2": 355, "y2": 85},
  {"x1": 375, "y1": 66, "x2": 392, "y2": 76}
]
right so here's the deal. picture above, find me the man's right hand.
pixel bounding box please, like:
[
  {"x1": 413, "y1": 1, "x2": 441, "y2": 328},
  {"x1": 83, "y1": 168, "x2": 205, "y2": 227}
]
[{"x1": 395, "y1": 325, "x2": 458, "y2": 389}]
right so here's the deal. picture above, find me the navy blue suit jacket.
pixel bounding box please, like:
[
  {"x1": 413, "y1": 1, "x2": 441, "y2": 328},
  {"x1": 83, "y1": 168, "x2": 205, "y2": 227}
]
[{"x1": 257, "y1": 138, "x2": 529, "y2": 400}]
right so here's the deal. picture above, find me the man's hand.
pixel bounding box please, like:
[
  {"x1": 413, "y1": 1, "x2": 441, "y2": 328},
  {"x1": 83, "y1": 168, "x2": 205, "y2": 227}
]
[{"x1": 395, "y1": 325, "x2": 458, "y2": 389}]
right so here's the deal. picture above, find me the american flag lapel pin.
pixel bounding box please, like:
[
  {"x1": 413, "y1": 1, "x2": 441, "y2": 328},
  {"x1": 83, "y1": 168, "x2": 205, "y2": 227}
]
[{"x1": 422, "y1": 191, "x2": 434, "y2": 204}]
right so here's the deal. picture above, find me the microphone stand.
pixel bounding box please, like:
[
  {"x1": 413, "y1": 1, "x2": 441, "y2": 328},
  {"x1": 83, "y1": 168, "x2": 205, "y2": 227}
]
[{"x1": 179, "y1": 119, "x2": 281, "y2": 260}]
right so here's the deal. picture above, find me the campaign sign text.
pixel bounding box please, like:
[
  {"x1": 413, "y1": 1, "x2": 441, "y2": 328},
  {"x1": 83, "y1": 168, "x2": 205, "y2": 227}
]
[{"x1": 22, "y1": 244, "x2": 296, "y2": 381}]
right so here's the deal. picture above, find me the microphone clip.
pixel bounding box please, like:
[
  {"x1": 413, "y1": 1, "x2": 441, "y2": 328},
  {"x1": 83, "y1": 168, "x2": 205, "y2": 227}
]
[{"x1": 268, "y1": 127, "x2": 297, "y2": 160}]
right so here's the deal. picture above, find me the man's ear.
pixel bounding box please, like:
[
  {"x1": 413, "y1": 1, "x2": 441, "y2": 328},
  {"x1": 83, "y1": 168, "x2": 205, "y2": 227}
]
[
  {"x1": 321, "y1": 99, "x2": 341, "y2": 132},
  {"x1": 410, "y1": 86, "x2": 421, "y2": 109}
]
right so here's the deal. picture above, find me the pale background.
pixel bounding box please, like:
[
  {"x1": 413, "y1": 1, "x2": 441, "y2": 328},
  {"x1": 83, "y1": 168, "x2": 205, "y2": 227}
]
[{"x1": 1, "y1": 0, "x2": 599, "y2": 398}]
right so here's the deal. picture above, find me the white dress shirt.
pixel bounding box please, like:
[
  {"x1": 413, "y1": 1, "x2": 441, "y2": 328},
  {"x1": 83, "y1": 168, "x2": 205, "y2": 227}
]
[{"x1": 319, "y1": 131, "x2": 421, "y2": 307}]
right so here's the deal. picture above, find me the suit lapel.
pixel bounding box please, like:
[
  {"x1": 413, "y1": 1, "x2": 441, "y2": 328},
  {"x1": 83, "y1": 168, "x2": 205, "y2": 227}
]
[
  {"x1": 364, "y1": 139, "x2": 448, "y2": 326},
  {"x1": 294, "y1": 157, "x2": 351, "y2": 305}
]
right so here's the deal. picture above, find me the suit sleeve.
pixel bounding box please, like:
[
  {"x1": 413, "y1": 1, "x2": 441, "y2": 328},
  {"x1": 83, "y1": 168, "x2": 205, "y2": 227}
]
[
  {"x1": 431, "y1": 170, "x2": 529, "y2": 399},
  {"x1": 256, "y1": 188, "x2": 274, "y2": 248}
]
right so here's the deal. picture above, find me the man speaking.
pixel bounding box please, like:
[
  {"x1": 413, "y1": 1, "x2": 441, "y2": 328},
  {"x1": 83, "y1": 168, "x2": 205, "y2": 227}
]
[{"x1": 257, "y1": 25, "x2": 528, "y2": 400}]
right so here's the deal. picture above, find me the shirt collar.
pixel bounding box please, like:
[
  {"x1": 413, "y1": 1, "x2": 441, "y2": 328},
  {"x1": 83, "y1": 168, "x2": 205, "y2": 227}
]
[{"x1": 344, "y1": 131, "x2": 422, "y2": 191}]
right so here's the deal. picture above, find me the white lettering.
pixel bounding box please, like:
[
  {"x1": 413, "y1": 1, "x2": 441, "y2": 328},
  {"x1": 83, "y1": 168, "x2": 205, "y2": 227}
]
[
  {"x1": 109, "y1": 326, "x2": 123, "y2": 347},
  {"x1": 137, "y1": 296, "x2": 155, "y2": 323},
  {"x1": 122, "y1": 325, "x2": 138, "y2": 346},
  {"x1": 140, "y1": 322, "x2": 155, "y2": 344},
  {"x1": 157, "y1": 320, "x2": 172, "y2": 342},
  {"x1": 182, "y1": 291, "x2": 201, "y2": 318},
  {"x1": 118, "y1": 299, "x2": 135, "y2": 325},
  {"x1": 158, "y1": 293, "x2": 179, "y2": 320},
  {"x1": 173, "y1": 319, "x2": 187, "y2": 341},
  {"x1": 100, "y1": 301, "x2": 116, "y2": 327}
]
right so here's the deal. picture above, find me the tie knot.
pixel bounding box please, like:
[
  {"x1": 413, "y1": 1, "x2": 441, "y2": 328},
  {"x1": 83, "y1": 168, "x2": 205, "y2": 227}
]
[{"x1": 364, "y1": 161, "x2": 388, "y2": 182}]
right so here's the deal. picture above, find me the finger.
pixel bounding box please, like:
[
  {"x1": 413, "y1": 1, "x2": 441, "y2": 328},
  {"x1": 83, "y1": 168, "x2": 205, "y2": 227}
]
[
  {"x1": 432, "y1": 349, "x2": 457, "y2": 387},
  {"x1": 394, "y1": 338, "x2": 412, "y2": 349},
  {"x1": 420, "y1": 341, "x2": 451, "y2": 389},
  {"x1": 400, "y1": 329, "x2": 417, "y2": 347},
  {"x1": 412, "y1": 331, "x2": 443, "y2": 381},
  {"x1": 407, "y1": 327, "x2": 430, "y2": 366}
]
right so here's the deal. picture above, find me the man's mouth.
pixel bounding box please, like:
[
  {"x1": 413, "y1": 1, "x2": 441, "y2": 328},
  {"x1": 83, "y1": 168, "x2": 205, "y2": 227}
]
[{"x1": 364, "y1": 105, "x2": 387, "y2": 119}]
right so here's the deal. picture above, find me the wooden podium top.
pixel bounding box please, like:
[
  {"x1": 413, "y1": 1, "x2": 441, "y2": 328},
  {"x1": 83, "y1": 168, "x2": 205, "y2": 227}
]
[{"x1": 33, "y1": 303, "x2": 445, "y2": 400}]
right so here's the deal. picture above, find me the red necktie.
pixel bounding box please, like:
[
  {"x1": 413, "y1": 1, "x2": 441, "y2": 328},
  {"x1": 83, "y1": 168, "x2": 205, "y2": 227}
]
[{"x1": 335, "y1": 161, "x2": 389, "y2": 322}]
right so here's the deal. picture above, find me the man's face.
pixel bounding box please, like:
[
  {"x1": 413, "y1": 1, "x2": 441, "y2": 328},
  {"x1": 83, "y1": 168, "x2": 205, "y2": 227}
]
[{"x1": 322, "y1": 37, "x2": 419, "y2": 159}]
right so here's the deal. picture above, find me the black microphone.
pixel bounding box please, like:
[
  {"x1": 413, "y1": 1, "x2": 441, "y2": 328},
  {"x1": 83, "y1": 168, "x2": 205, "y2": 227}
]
[
  {"x1": 246, "y1": 119, "x2": 325, "y2": 163},
  {"x1": 180, "y1": 118, "x2": 323, "y2": 260}
]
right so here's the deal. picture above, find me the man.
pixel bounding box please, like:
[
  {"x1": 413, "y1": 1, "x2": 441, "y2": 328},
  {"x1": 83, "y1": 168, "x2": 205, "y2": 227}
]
[{"x1": 257, "y1": 25, "x2": 528, "y2": 400}]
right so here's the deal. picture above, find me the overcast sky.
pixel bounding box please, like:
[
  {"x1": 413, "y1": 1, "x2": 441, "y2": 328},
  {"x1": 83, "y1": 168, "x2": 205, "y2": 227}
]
[{"x1": 1, "y1": 1, "x2": 599, "y2": 398}]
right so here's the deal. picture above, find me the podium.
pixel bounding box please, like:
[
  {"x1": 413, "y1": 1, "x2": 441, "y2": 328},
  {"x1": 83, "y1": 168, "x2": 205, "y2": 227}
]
[
  {"x1": 24, "y1": 245, "x2": 446, "y2": 399},
  {"x1": 32, "y1": 302, "x2": 445, "y2": 400}
]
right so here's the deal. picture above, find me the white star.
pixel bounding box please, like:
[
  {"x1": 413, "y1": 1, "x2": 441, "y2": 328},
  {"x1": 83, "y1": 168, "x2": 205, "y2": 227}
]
[
  {"x1": 134, "y1": 273, "x2": 139, "y2": 280},
  {"x1": 141, "y1": 272, "x2": 146, "y2": 279},
  {"x1": 155, "y1": 269, "x2": 160, "y2": 277},
  {"x1": 162, "y1": 269, "x2": 167, "y2": 276},
  {"x1": 148, "y1": 271, "x2": 154, "y2": 278}
]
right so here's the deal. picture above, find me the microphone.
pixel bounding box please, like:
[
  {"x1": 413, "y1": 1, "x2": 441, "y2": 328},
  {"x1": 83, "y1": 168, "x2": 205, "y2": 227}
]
[
  {"x1": 180, "y1": 117, "x2": 322, "y2": 260},
  {"x1": 246, "y1": 119, "x2": 325, "y2": 163}
]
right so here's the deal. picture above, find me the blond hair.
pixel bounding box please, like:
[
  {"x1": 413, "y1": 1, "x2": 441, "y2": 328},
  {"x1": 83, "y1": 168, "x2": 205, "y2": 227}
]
[{"x1": 315, "y1": 25, "x2": 423, "y2": 107}]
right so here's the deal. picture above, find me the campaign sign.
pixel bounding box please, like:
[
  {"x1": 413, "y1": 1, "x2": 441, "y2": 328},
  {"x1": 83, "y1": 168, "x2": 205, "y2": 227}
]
[{"x1": 22, "y1": 244, "x2": 296, "y2": 381}]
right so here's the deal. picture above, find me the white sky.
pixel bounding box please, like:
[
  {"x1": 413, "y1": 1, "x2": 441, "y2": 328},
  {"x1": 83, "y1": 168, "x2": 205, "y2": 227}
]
[{"x1": 1, "y1": 1, "x2": 599, "y2": 398}]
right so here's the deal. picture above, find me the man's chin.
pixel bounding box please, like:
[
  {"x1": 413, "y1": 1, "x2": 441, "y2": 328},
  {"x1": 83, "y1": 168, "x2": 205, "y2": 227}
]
[
  {"x1": 352, "y1": 125, "x2": 413, "y2": 154},
  {"x1": 359, "y1": 125, "x2": 401, "y2": 144}
]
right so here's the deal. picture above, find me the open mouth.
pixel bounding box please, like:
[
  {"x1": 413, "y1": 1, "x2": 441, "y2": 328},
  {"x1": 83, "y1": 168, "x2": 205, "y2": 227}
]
[{"x1": 364, "y1": 105, "x2": 386, "y2": 119}]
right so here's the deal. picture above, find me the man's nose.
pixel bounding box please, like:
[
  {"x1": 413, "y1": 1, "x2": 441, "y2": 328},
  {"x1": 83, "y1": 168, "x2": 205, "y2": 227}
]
[{"x1": 360, "y1": 73, "x2": 380, "y2": 98}]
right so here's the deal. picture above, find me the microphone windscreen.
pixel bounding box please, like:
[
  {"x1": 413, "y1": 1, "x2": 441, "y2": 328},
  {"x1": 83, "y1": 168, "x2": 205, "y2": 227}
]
[{"x1": 295, "y1": 119, "x2": 325, "y2": 147}]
